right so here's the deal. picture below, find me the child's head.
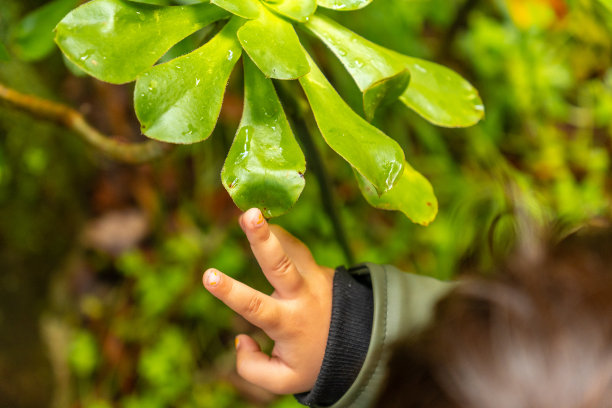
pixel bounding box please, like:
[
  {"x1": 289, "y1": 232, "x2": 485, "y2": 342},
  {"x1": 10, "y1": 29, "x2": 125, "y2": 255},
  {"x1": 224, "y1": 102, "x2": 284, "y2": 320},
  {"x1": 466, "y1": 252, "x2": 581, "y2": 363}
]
[{"x1": 377, "y1": 227, "x2": 612, "y2": 408}]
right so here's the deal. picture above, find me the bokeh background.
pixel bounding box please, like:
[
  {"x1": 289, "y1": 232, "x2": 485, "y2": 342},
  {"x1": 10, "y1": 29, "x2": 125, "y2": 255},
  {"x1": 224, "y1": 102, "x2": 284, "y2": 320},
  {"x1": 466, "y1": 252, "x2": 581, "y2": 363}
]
[{"x1": 1, "y1": 0, "x2": 611, "y2": 407}]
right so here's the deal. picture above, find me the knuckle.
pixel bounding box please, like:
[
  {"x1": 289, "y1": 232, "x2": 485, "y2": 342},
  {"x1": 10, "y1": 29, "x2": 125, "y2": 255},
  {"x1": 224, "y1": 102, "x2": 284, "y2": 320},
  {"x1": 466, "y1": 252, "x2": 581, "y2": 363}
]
[
  {"x1": 246, "y1": 295, "x2": 264, "y2": 316},
  {"x1": 272, "y1": 255, "x2": 294, "y2": 276}
]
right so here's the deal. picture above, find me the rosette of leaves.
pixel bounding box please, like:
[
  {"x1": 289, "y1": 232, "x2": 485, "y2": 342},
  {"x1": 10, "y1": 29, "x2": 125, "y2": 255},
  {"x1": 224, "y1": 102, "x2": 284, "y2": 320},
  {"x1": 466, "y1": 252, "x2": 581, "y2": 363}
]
[{"x1": 53, "y1": 0, "x2": 484, "y2": 221}]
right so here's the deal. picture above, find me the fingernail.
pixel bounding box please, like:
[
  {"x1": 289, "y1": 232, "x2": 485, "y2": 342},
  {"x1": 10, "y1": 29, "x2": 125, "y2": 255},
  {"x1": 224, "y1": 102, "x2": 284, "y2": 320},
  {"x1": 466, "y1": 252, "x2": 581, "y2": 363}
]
[
  {"x1": 255, "y1": 211, "x2": 265, "y2": 228},
  {"x1": 234, "y1": 336, "x2": 240, "y2": 349},
  {"x1": 206, "y1": 269, "x2": 220, "y2": 287}
]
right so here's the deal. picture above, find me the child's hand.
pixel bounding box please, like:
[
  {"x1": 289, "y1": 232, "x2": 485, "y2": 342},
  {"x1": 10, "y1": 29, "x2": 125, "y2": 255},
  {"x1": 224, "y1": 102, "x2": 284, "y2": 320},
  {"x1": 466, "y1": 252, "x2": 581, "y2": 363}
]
[{"x1": 203, "y1": 208, "x2": 334, "y2": 394}]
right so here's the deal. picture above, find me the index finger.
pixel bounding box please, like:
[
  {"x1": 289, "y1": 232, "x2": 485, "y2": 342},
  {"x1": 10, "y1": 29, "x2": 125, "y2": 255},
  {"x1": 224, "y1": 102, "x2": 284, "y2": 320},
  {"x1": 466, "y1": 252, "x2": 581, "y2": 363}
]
[
  {"x1": 240, "y1": 208, "x2": 304, "y2": 298},
  {"x1": 203, "y1": 268, "x2": 280, "y2": 332}
]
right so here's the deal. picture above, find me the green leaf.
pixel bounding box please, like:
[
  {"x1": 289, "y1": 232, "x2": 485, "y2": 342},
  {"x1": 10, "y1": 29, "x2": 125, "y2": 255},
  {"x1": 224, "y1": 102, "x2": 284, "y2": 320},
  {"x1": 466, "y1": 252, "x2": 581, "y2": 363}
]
[
  {"x1": 304, "y1": 15, "x2": 484, "y2": 127},
  {"x1": 63, "y1": 54, "x2": 87, "y2": 76},
  {"x1": 238, "y1": 6, "x2": 310, "y2": 80},
  {"x1": 362, "y1": 70, "x2": 410, "y2": 121},
  {"x1": 222, "y1": 57, "x2": 306, "y2": 218},
  {"x1": 355, "y1": 160, "x2": 437, "y2": 225},
  {"x1": 55, "y1": 0, "x2": 229, "y2": 84},
  {"x1": 134, "y1": 17, "x2": 243, "y2": 144},
  {"x1": 398, "y1": 56, "x2": 484, "y2": 128},
  {"x1": 299, "y1": 52, "x2": 404, "y2": 194},
  {"x1": 13, "y1": 0, "x2": 78, "y2": 61},
  {"x1": 317, "y1": 0, "x2": 373, "y2": 11},
  {"x1": 304, "y1": 15, "x2": 409, "y2": 120},
  {"x1": 211, "y1": 0, "x2": 261, "y2": 19},
  {"x1": 264, "y1": 0, "x2": 317, "y2": 22}
]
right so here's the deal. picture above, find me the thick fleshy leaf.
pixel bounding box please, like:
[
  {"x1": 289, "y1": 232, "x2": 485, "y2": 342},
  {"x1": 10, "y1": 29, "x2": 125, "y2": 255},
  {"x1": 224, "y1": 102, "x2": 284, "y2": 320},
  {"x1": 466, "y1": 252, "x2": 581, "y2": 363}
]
[
  {"x1": 397, "y1": 56, "x2": 484, "y2": 128},
  {"x1": 13, "y1": 0, "x2": 78, "y2": 61},
  {"x1": 317, "y1": 0, "x2": 373, "y2": 11},
  {"x1": 303, "y1": 15, "x2": 409, "y2": 120},
  {"x1": 222, "y1": 57, "x2": 306, "y2": 218},
  {"x1": 134, "y1": 18, "x2": 243, "y2": 144},
  {"x1": 363, "y1": 70, "x2": 410, "y2": 120},
  {"x1": 211, "y1": 0, "x2": 260, "y2": 19},
  {"x1": 304, "y1": 15, "x2": 484, "y2": 127},
  {"x1": 299, "y1": 53, "x2": 404, "y2": 194},
  {"x1": 63, "y1": 54, "x2": 87, "y2": 76},
  {"x1": 355, "y1": 160, "x2": 437, "y2": 225},
  {"x1": 55, "y1": 0, "x2": 229, "y2": 84},
  {"x1": 264, "y1": 0, "x2": 316, "y2": 22},
  {"x1": 238, "y1": 7, "x2": 310, "y2": 80}
]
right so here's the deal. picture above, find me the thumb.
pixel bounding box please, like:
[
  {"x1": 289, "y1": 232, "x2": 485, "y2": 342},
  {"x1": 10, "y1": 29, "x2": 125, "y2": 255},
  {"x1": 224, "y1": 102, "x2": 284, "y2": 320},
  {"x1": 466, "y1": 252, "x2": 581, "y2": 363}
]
[{"x1": 234, "y1": 334, "x2": 301, "y2": 394}]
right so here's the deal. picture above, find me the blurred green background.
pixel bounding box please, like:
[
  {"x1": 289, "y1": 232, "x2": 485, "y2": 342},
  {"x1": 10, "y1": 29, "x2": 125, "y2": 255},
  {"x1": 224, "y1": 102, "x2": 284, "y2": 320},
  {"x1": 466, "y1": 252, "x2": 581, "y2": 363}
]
[{"x1": 1, "y1": 0, "x2": 611, "y2": 407}]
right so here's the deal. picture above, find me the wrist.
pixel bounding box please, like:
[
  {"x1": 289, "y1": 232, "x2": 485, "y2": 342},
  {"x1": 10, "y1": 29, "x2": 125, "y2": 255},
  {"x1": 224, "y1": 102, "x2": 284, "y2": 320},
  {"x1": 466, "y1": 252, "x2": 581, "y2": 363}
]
[{"x1": 295, "y1": 266, "x2": 374, "y2": 406}]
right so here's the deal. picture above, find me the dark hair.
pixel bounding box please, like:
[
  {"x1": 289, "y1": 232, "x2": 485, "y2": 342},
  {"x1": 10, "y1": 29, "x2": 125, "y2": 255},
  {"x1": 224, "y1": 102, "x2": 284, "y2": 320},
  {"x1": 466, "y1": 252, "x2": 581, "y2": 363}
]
[{"x1": 377, "y1": 227, "x2": 612, "y2": 408}]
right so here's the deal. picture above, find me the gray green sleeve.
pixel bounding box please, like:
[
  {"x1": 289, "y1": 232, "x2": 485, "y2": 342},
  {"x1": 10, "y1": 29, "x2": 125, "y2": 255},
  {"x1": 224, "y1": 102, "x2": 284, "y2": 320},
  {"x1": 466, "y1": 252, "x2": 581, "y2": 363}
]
[{"x1": 327, "y1": 263, "x2": 456, "y2": 408}]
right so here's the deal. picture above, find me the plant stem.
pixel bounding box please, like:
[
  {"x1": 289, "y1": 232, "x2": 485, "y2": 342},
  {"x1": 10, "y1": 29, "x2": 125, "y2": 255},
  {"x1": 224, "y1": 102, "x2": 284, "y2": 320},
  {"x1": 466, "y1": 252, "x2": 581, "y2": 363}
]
[
  {"x1": 277, "y1": 81, "x2": 355, "y2": 265},
  {"x1": 0, "y1": 82, "x2": 171, "y2": 164}
]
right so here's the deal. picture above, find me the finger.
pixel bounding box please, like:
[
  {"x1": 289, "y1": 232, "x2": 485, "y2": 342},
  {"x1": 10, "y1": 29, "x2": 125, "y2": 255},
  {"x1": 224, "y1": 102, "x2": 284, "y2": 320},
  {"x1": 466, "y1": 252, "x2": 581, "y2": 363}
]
[
  {"x1": 203, "y1": 268, "x2": 280, "y2": 331},
  {"x1": 269, "y1": 225, "x2": 317, "y2": 273},
  {"x1": 239, "y1": 208, "x2": 303, "y2": 298},
  {"x1": 234, "y1": 334, "x2": 303, "y2": 394}
]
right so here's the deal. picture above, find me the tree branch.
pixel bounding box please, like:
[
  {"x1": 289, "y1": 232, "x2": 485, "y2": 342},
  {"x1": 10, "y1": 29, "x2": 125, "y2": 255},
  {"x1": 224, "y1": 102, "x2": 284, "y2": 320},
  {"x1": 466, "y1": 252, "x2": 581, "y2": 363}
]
[{"x1": 0, "y1": 82, "x2": 172, "y2": 164}]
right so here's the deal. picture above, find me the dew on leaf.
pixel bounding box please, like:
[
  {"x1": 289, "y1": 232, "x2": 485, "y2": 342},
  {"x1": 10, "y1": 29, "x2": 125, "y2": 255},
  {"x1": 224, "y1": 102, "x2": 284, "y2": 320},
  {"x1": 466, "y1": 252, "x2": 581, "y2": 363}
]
[{"x1": 414, "y1": 64, "x2": 427, "y2": 73}]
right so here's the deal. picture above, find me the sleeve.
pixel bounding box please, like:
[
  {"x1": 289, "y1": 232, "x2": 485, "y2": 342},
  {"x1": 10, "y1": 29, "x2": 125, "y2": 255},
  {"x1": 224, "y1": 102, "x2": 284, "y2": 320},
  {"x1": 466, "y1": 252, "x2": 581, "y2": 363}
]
[
  {"x1": 294, "y1": 266, "x2": 374, "y2": 406},
  {"x1": 296, "y1": 263, "x2": 456, "y2": 408}
]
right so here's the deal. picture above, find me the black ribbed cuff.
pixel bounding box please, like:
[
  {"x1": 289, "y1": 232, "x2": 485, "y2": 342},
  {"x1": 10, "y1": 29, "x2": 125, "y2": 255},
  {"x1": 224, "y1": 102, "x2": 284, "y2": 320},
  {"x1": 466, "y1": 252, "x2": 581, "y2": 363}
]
[{"x1": 294, "y1": 266, "x2": 374, "y2": 407}]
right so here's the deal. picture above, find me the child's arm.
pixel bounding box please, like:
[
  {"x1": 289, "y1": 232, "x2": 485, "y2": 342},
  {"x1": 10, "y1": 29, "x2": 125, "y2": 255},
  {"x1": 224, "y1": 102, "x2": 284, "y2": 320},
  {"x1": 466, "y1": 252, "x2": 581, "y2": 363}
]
[
  {"x1": 202, "y1": 208, "x2": 334, "y2": 394},
  {"x1": 203, "y1": 208, "x2": 455, "y2": 407}
]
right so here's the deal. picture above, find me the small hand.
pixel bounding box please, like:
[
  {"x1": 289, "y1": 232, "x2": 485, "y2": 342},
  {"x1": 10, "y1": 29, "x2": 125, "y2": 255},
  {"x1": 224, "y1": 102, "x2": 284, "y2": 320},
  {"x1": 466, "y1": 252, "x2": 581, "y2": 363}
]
[{"x1": 203, "y1": 208, "x2": 334, "y2": 394}]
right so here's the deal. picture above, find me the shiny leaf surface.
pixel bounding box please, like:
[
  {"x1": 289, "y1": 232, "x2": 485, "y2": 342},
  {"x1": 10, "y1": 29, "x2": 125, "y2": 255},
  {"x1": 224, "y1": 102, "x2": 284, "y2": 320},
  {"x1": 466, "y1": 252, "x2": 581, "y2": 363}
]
[
  {"x1": 317, "y1": 0, "x2": 373, "y2": 11},
  {"x1": 264, "y1": 0, "x2": 317, "y2": 22},
  {"x1": 355, "y1": 160, "x2": 437, "y2": 225},
  {"x1": 238, "y1": 7, "x2": 310, "y2": 80},
  {"x1": 55, "y1": 0, "x2": 229, "y2": 84},
  {"x1": 222, "y1": 57, "x2": 306, "y2": 218},
  {"x1": 397, "y1": 56, "x2": 485, "y2": 127},
  {"x1": 14, "y1": 0, "x2": 78, "y2": 61},
  {"x1": 299, "y1": 52, "x2": 404, "y2": 194},
  {"x1": 211, "y1": 0, "x2": 260, "y2": 19},
  {"x1": 305, "y1": 15, "x2": 484, "y2": 127},
  {"x1": 134, "y1": 18, "x2": 243, "y2": 144},
  {"x1": 303, "y1": 15, "x2": 409, "y2": 120}
]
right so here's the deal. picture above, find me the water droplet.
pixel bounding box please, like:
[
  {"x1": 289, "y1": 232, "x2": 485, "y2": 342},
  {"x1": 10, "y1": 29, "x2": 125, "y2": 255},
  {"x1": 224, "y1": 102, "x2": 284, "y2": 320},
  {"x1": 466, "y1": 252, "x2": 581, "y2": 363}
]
[
  {"x1": 384, "y1": 160, "x2": 403, "y2": 191},
  {"x1": 227, "y1": 50, "x2": 234, "y2": 61},
  {"x1": 78, "y1": 49, "x2": 94, "y2": 62},
  {"x1": 195, "y1": 78, "x2": 201, "y2": 86},
  {"x1": 354, "y1": 60, "x2": 364, "y2": 68},
  {"x1": 414, "y1": 64, "x2": 427, "y2": 73},
  {"x1": 474, "y1": 104, "x2": 484, "y2": 112}
]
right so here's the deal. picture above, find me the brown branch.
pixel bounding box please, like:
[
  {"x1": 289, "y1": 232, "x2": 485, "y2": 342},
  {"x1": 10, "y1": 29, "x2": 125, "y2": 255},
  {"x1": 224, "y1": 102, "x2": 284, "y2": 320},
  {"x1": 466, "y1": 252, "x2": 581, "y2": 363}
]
[{"x1": 0, "y1": 82, "x2": 172, "y2": 164}]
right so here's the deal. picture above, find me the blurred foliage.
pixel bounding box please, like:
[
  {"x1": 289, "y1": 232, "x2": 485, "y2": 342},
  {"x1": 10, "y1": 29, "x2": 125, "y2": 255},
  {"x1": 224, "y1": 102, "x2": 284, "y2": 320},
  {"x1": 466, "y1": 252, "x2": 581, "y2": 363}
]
[{"x1": 1, "y1": 0, "x2": 611, "y2": 407}]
